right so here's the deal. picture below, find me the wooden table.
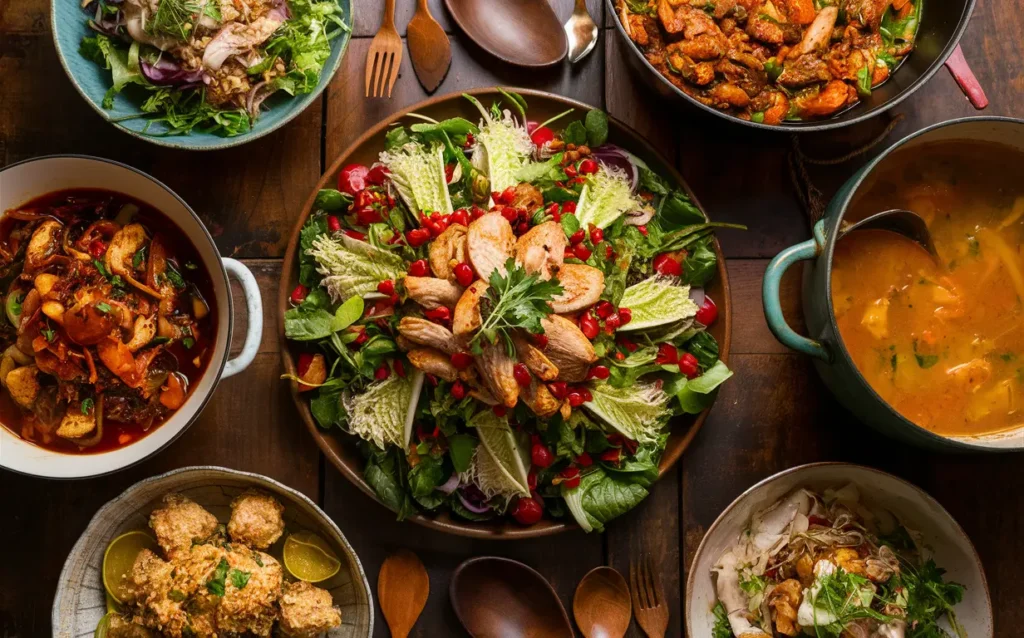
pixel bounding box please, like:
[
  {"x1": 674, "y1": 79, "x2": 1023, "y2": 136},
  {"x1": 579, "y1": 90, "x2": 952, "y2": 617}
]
[{"x1": 1, "y1": 1, "x2": 1022, "y2": 635}]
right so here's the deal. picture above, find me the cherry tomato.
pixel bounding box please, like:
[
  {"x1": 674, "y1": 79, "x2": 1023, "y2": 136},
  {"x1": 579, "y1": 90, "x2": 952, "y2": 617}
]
[
  {"x1": 656, "y1": 343, "x2": 678, "y2": 365},
  {"x1": 564, "y1": 164, "x2": 578, "y2": 178},
  {"x1": 588, "y1": 365, "x2": 610, "y2": 380},
  {"x1": 338, "y1": 164, "x2": 369, "y2": 195},
  {"x1": 653, "y1": 253, "x2": 683, "y2": 277},
  {"x1": 637, "y1": 225, "x2": 648, "y2": 236},
  {"x1": 531, "y1": 441, "x2": 554, "y2": 468},
  {"x1": 695, "y1": 296, "x2": 718, "y2": 327},
  {"x1": 499, "y1": 186, "x2": 517, "y2": 205},
  {"x1": 513, "y1": 363, "x2": 532, "y2": 387},
  {"x1": 408, "y1": 259, "x2": 429, "y2": 277},
  {"x1": 511, "y1": 496, "x2": 543, "y2": 525},
  {"x1": 451, "y1": 380, "x2": 466, "y2": 400},
  {"x1": 327, "y1": 215, "x2": 342, "y2": 233},
  {"x1": 377, "y1": 279, "x2": 395, "y2": 295},
  {"x1": 678, "y1": 353, "x2": 699, "y2": 379},
  {"x1": 290, "y1": 284, "x2": 309, "y2": 305},
  {"x1": 530, "y1": 126, "x2": 555, "y2": 148},
  {"x1": 365, "y1": 165, "x2": 389, "y2": 185},
  {"x1": 578, "y1": 159, "x2": 598, "y2": 175},
  {"x1": 450, "y1": 352, "x2": 474, "y2": 369},
  {"x1": 605, "y1": 244, "x2": 615, "y2": 260},
  {"x1": 355, "y1": 207, "x2": 381, "y2": 226}
]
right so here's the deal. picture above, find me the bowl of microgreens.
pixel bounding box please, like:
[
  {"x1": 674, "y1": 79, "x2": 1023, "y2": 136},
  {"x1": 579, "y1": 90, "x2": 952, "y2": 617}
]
[
  {"x1": 52, "y1": 0, "x2": 352, "y2": 149},
  {"x1": 279, "y1": 87, "x2": 739, "y2": 538},
  {"x1": 686, "y1": 463, "x2": 992, "y2": 638}
]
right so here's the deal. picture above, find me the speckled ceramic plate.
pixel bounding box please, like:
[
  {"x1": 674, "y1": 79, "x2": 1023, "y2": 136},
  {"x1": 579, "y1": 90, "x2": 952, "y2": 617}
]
[
  {"x1": 52, "y1": 466, "x2": 373, "y2": 638},
  {"x1": 50, "y1": 0, "x2": 353, "y2": 150},
  {"x1": 685, "y1": 463, "x2": 993, "y2": 638}
]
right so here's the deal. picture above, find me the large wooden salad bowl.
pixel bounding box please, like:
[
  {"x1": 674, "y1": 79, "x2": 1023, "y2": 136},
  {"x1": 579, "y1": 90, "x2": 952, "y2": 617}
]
[{"x1": 279, "y1": 88, "x2": 732, "y2": 538}]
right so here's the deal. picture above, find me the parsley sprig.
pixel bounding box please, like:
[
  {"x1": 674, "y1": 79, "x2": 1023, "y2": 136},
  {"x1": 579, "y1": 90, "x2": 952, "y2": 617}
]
[{"x1": 470, "y1": 259, "x2": 562, "y2": 356}]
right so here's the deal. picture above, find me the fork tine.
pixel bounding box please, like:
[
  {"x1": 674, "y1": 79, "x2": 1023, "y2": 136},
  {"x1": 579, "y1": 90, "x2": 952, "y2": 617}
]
[
  {"x1": 385, "y1": 50, "x2": 399, "y2": 98},
  {"x1": 364, "y1": 50, "x2": 378, "y2": 97},
  {"x1": 644, "y1": 555, "x2": 657, "y2": 606},
  {"x1": 377, "y1": 52, "x2": 393, "y2": 98},
  {"x1": 629, "y1": 560, "x2": 643, "y2": 609}
]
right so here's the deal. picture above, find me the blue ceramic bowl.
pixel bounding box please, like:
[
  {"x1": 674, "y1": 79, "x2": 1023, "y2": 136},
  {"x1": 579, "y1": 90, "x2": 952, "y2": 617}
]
[{"x1": 51, "y1": 0, "x2": 353, "y2": 150}]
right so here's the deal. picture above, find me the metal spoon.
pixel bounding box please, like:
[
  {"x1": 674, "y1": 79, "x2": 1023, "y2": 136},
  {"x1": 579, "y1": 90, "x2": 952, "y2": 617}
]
[
  {"x1": 564, "y1": 0, "x2": 599, "y2": 64},
  {"x1": 839, "y1": 209, "x2": 939, "y2": 260}
]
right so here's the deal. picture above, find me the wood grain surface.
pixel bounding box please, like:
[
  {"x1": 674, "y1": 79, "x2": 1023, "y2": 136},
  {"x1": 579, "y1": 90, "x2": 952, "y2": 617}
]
[{"x1": 1, "y1": 0, "x2": 1022, "y2": 636}]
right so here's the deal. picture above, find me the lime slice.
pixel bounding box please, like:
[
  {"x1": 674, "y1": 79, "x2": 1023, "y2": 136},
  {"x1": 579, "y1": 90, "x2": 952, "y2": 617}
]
[
  {"x1": 616, "y1": 277, "x2": 698, "y2": 331},
  {"x1": 471, "y1": 410, "x2": 529, "y2": 498},
  {"x1": 283, "y1": 532, "x2": 341, "y2": 583},
  {"x1": 102, "y1": 531, "x2": 158, "y2": 604},
  {"x1": 105, "y1": 592, "x2": 121, "y2": 615},
  {"x1": 94, "y1": 612, "x2": 114, "y2": 638}
]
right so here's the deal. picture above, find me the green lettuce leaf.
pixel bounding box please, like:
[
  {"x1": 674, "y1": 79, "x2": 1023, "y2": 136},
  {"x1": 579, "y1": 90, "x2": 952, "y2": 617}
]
[
  {"x1": 380, "y1": 142, "x2": 453, "y2": 216},
  {"x1": 308, "y1": 233, "x2": 406, "y2": 302},
  {"x1": 617, "y1": 277, "x2": 698, "y2": 331},
  {"x1": 562, "y1": 467, "x2": 648, "y2": 533},
  {"x1": 582, "y1": 380, "x2": 670, "y2": 443},
  {"x1": 575, "y1": 165, "x2": 644, "y2": 230}
]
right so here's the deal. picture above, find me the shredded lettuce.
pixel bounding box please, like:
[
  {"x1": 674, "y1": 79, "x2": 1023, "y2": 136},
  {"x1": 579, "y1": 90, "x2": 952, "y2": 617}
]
[
  {"x1": 380, "y1": 142, "x2": 453, "y2": 216},
  {"x1": 582, "y1": 380, "x2": 670, "y2": 443},
  {"x1": 342, "y1": 373, "x2": 418, "y2": 450},
  {"x1": 617, "y1": 276, "x2": 698, "y2": 331},
  {"x1": 575, "y1": 165, "x2": 644, "y2": 229},
  {"x1": 309, "y1": 233, "x2": 406, "y2": 302}
]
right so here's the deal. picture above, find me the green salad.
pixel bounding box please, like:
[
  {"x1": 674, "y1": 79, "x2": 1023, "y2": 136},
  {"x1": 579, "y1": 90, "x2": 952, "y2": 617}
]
[
  {"x1": 285, "y1": 91, "x2": 741, "y2": 529},
  {"x1": 79, "y1": 0, "x2": 349, "y2": 136}
]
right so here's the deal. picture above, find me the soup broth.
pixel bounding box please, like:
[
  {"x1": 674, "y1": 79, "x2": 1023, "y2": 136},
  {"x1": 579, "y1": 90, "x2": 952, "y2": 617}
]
[{"x1": 833, "y1": 141, "x2": 1024, "y2": 437}]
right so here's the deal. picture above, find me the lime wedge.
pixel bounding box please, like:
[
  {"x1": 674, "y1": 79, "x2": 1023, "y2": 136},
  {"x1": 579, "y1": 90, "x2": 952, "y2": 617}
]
[
  {"x1": 104, "y1": 592, "x2": 120, "y2": 614},
  {"x1": 283, "y1": 531, "x2": 341, "y2": 583},
  {"x1": 471, "y1": 410, "x2": 530, "y2": 498},
  {"x1": 617, "y1": 277, "x2": 698, "y2": 331},
  {"x1": 102, "y1": 531, "x2": 158, "y2": 604},
  {"x1": 94, "y1": 612, "x2": 114, "y2": 638}
]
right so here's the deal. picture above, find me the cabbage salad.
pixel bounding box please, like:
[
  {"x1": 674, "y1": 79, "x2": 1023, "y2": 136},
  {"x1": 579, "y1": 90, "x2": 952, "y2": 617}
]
[
  {"x1": 285, "y1": 91, "x2": 741, "y2": 529},
  {"x1": 79, "y1": 0, "x2": 349, "y2": 136}
]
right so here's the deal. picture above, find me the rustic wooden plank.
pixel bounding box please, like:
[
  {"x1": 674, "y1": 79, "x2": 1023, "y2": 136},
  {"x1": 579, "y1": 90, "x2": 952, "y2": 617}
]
[
  {"x1": 325, "y1": 33, "x2": 605, "y2": 163},
  {"x1": 727, "y1": 258, "x2": 804, "y2": 355},
  {"x1": 352, "y1": 0, "x2": 606, "y2": 38},
  {"x1": 0, "y1": 259, "x2": 321, "y2": 635}
]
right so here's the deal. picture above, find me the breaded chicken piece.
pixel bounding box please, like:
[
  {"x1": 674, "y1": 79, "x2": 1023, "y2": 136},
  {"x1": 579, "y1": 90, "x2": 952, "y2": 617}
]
[
  {"x1": 149, "y1": 493, "x2": 220, "y2": 559},
  {"x1": 126, "y1": 549, "x2": 192, "y2": 637},
  {"x1": 107, "y1": 614, "x2": 155, "y2": 638},
  {"x1": 278, "y1": 581, "x2": 343, "y2": 638},
  {"x1": 227, "y1": 490, "x2": 286, "y2": 550},
  {"x1": 215, "y1": 550, "x2": 283, "y2": 637}
]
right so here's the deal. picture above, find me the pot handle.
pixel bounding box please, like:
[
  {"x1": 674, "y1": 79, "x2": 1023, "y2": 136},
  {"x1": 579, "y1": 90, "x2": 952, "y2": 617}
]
[
  {"x1": 944, "y1": 45, "x2": 989, "y2": 110},
  {"x1": 222, "y1": 258, "x2": 263, "y2": 379},
  {"x1": 762, "y1": 221, "x2": 831, "y2": 363}
]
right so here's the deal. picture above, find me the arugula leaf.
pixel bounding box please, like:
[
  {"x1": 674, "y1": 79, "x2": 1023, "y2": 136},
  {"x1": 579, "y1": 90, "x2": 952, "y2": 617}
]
[
  {"x1": 206, "y1": 557, "x2": 229, "y2": 596},
  {"x1": 472, "y1": 259, "x2": 563, "y2": 354}
]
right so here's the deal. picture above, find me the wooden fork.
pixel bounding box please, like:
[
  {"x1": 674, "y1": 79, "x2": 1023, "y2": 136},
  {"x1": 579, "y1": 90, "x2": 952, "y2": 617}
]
[
  {"x1": 364, "y1": 0, "x2": 402, "y2": 98},
  {"x1": 629, "y1": 555, "x2": 669, "y2": 638}
]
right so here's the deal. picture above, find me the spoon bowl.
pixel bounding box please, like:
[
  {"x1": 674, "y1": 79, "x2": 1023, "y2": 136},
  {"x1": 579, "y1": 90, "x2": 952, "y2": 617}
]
[
  {"x1": 451, "y1": 556, "x2": 573, "y2": 637},
  {"x1": 445, "y1": 0, "x2": 567, "y2": 67},
  {"x1": 573, "y1": 566, "x2": 631, "y2": 638},
  {"x1": 564, "y1": 0, "x2": 599, "y2": 64},
  {"x1": 840, "y1": 209, "x2": 939, "y2": 260},
  {"x1": 378, "y1": 550, "x2": 429, "y2": 638}
]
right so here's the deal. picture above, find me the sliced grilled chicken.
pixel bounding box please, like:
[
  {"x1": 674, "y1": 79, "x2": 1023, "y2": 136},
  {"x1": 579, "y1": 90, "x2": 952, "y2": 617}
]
[
  {"x1": 403, "y1": 276, "x2": 465, "y2": 310},
  {"x1": 511, "y1": 332, "x2": 559, "y2": 381},
  {"x1": 406, "y1": 348, "x2": 458, "y2": 382},
  {"x1": 467, "y1": 212, "x2": 514, "y2": 282},
  {"x1": 453, "y1": 281, "x2": 488, "y2": 337},
  {"x1": 476, "y1": 341, "x2": 519, "y2": 408},
  {"x1": 396, "y1": 335, "x2": 414, "y2": 351},
  {"x1": 398, "y1": 317, "x2": 461, "y2": 354},
  {"x1": 510, "y1": 183, "x2": 544, "y2": 214},
  {"x1": 521, "y1": 378, "x2": 560, "y2": 417},
  {"x1": 513, "y1": 221, "x2": 566, "y2": 281},
  {"x1": 429, "y1": 224, "x2": 469, "y2": 281},
  {"x1": 542, "y1": 315, "x2": 597, "y2": 383},
  {"x1": 550, "y1": 264, "x2": 605, "y2": 313}
]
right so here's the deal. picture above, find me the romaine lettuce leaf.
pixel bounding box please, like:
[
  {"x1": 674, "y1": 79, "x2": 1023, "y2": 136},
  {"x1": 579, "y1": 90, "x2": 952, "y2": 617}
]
[
  {"x1": 617, "y1": 276, "x2": 698, "y2": 331},
  {"x1": 379, "y1": 142, "x2": 453, "y2": 216},
  {"x1": 468, "y1": 103, "x2": 533, "y2": 194},
  {"x1": 582, "y1": 380, "x2": 670, "y2": 443},
  {"x1": 562, "y1": 468, "x2": 648, "y2": 533},
  {"x1": 575, "y1": 165, "x2": 643, "y2": 230},
  {"x1": 309, "y1": 233, "x2": 406, "y2": 302}
]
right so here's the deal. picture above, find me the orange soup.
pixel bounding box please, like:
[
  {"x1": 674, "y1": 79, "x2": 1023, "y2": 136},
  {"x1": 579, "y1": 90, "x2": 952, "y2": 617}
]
[{"x1": 832, "y1": 141, "x2": 1024, "y2": 437}]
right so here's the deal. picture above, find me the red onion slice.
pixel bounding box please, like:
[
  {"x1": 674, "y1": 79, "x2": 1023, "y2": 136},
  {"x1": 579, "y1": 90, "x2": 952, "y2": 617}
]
[{"x1": 436, "y1": 473, "x2": 460, "y2": 494}]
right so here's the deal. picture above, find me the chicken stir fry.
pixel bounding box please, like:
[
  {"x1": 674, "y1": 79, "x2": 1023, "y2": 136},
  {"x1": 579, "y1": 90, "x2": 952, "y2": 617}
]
[
  {"x1": 107, "y1": 492, "x2": 342, "y2": 638},
  {"x1": 616, "y1": 0, "x2": 922, "y2": 123},
  {"x1": 0, "y1": 190, "x2": 215, "y2": 453}
]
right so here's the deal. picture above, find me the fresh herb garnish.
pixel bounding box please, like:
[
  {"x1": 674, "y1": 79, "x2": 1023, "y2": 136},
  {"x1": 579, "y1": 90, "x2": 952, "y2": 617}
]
[
  {"x1": 42, "y1": 327, "x2": 56, "y2": 342},
  {"x1": 165, "y1": 262, "x2": 187, "y2": 289},
  {"x1": 711, "y1": 601, "x2": 732, "y2": 638},
  {"x1": 149, "y1": 0, "x2": 201, "y2": 40},
  {"x1": 93, "y1": 259, "x2": 111, "y2": 279},
  {"x1": 95, "y1": 302, "x2": 111, "y2": 314},
  {"x1": 183, "y1": 337, "x2": 195, "y2": 349},
  {"x1": 132, "y1": 246, "x2": 147, "y2": 270},
  {"x1": 80, "y1": 398, "x2": 94, "y2": 415},
  {"x1": 206, "y1": 557, "x2": 229, "y2": 596},
  {"x1": 251, "y1": 552, "x2": 263, "y2": 567},
  {"x1": 471, "y1": 259, "x2": 563, "y2": 355},
  {"x1": 229, "y1": 568, "x2": 251, "y2": 590},
  {"x1": 168, "y1": 589, "x2": 186, "y2": 602}
]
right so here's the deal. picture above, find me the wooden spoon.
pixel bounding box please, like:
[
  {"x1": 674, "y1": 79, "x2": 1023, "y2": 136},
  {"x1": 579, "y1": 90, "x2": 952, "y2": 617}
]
[
  {"x1": 573, "y1": 567, "x2": 632, "y2": 638},
  {"x1": 378, "y1": 549, "x2": 429, "y2": 638},
  {"x1": 450, "y1": 556, "x2": 573, "y2": 638},
  {"x1": 407, "y1": 0, "x2": 451, "y2": 92},
  {"x1": 444, "y1": 0, "x2": 567, "y2": 67}
]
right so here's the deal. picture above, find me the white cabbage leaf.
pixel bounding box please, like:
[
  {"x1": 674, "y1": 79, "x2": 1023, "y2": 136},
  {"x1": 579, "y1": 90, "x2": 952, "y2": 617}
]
[
  {"x1": 379, "y1": 142, "x2": 453, "y2": 216},
  {"x1": 342, "y1": 373, "x2": 420, "y2": 450},
  {"x1": 575, "y1": 165, "x2": 644, "y2": 230},
  {"x1": 470, "y1": 108, "x2": 533, "y2": 195},
  {"x1": 582, "y1": 380, "x2": 670, "y2": 443},
  {"x1": 617, "y1": 276, "x2": 698, "y2": 331},
  {"x1": 460, "y1": 410, "x2": 529, "y2": 498},
  {"x1": 309, "y1": 233, "x2": 406, "y2": 303}
]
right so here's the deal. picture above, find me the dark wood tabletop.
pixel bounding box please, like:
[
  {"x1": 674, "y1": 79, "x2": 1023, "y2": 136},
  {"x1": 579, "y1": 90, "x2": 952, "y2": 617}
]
[{"x1": 1, "y1": 1, "x2": 1022, "y2": 636}]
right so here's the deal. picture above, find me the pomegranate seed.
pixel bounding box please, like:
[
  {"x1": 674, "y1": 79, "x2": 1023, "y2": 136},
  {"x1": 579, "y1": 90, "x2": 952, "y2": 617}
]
[
  {"x1": 573, "y1": 244, "x2": 592, "y2": 261},
  {"x1": 588, "y1": 365, "x2": 610, "y2": 380},
  {"x1": 470, "y1": 206, "x2": 486, "y2": 220},
  {"x1": 604, "y1": 312, "x2": 621, "y2": 333},
  {"x1": 393, "y1": 360, "x2": 406, "y2": 377},
  {"x1": 567, "y1": 392, "x2": 584, "y2": 407},
  {"x1": 374, "y1": 364, "x2": 390, "y2": 380},
  {"x1": 513, "y1": 363, "x2": 532, "y2": 387},
  {"x1": 465, "y1": 132, "x2": 475, "y2": 147},
  {"x1": 344, "y1": 229, "x2": 367, "y2": 241},
  {"x1": 365, "y1": 165, "x2": 389, "y2": 185},
  {"x1": 549, "y1": 381, "x2": 568, "y2": 399},
  {"x1": 618, "y1": 337, "x2": 638, "y2": 352},
  {"x1": 562, "y1": 201, "x2": 577, "y2": 214},
  {"x1": 595, "y1": 301, "x2": 614, "y2": 319},
  {"x1": 353, "y1": 328, "x2": 368, "y2": 345},
  {"x1": 501, "y1": 186, "x2": 518, "y2": 204},
  {"x1": 653, "y1": 253, "x2": 683, "y2": 277},
  {"x1": 511, "y1": 496, "x2": 543, "y2": 525},
  {"x1": 528, "y1": 469, "x2": 538, "y2": 490},
  {"x1": 406, "y1": 228, "x2": 431, "y2": 247},
  {"x1": 637, "y1": 225, "x2": 648, "y2": 236},
  {"x1": 531, "y1": 441, "x2": 554, "y2": 468},
  {"x1": 576, "y1": 452, "x2": 593, "y2": 467},
  {"x1": 290, "y1": 284, "x2": 309, "y2": 305},
  {"x1": 444, "y1": 163, "x2": 455, "y2": 183},
  {"x1": 545, "y1": 202, "x2": 559, "y2": 218},
  {"x1": 408, "y1": 259, "x2": 429, "y2": 277},
  {"x1": 492, "y1": 405, "x2": 507, "y2": 417},
  {"x1": 618, "y1": 308, "x2": 632, "y2": 325},
  {"x1": 450, "y1": 352, "x2": 473, "y2": 369},
  {"x1": 517, "y1": 221, "x2": 530, "y2": 235},
  {"x1": 579, "y1": 387, "x2": 593, "y2": 402},
  {"x1": 679, "y1": 353, "x2": 700, "y2": 379},
  {"x1": 424, "y1": 306, "x2": 450, "y2": 322},
  {"x1": 605, "y1": 244, "x2": 614, "y2": 260},
  {"x1": 450, "y1": 209, "x2": 469, "y2": 226},
  {"x1": 589, "y1": 226, "x2": 604, "y2": 244},
  {"x1": 579, "y1": 312, "x2": 599, "y2": 340},
  {"x1": 656, "y1": 343, "x2": 679, "y2": 365},
  {"x1": 560, "y1": 466, "x2": 580, "y2": 479},
  {"x1": 388, "y1": 293, "x2": 401, "y2": 306},
  {"x1": 599, "y1": 448, "x2": 621, "y2": 462},
  {"x1": 614, "y1": 351, "x2": 625, "y2": 361},
  {"x1": 530, "y1": 126, "x2": 555, "y2": 148},
  {"x1": 451, "y1": 380, "x2": 466, "y2": 400},
  {"x1": 569, "y1": 229, "x2": 586, "y2": 245},
  {"x1": 564, "y1": 165, "x2": 578, "y2": 178},
  {"x1": 453, "y1": 262, "x2": 474, "y2": 287},
  {"x1": 695, "y1": 296, "x2": 718, "y2": 326},
  {"x1": 327, "y1": 215, "x2": 342, "y2": 233},
  {"x1": 531, "y1": 333, "x2": 548, "y2": 349},
  {"x1": 579, "y1": 159, "x2": 598, "y2": 175},
  {"x1": 563, "y1": 475, "x2": 581, "y2": 489},
  {"x1": 564, "y1": 246, "x2": 575, "y2": 260},
  {"x1": 376, "y1": 279, "x2": 395, "y2": 295}
]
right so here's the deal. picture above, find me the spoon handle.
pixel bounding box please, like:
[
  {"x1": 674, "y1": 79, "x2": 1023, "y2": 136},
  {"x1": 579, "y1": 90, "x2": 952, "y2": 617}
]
[
  {"x1": 575, "y1": 0, "x2": 588, "y2": 10},
  {"x1": 383, "y1": 0, "x2": 396, "y2": 27}
]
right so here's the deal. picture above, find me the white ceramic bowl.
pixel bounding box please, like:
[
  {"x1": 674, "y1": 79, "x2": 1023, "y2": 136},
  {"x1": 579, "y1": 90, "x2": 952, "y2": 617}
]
[
  {"x1": 53, "y1": 466, "x2": 373, "y2": 637},
  {"x1": 685, "y1": 463, "x2": 992, "y2": 638},
  {"x1": 0, "y1": 156, "x2": 263, "y2": 478}
]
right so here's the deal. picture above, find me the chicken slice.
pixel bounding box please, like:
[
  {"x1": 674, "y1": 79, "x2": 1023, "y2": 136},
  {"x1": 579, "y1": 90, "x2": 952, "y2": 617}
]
[
  {"x1": 476, "y1": 341, "x2": 519, "y2": 408},
  {"x1": 202, "y1": 14, "x2": 286, "y2": 70},
  {"x1": 453, "y1": 282, "x2": 488, "y2": 337},
  {"x1": 467, "y1": 212, "x2": 515, "y2": 282},
  {"x1": 429, "y1": 224, "x2": 469, "y2": 281},
  {"x1": 542, "y1": 315, "x2": 597, "y2": 383},
  {"x1": 520, "y1": 378, "x2": 561, "y2": 417},
  {"x1": 549, "y1": 264, "x2": 605, "y2": 313},
  {"x1": 511, "y1": 332, "x2": 559, "y2": 381},
  {"x1": 404, "y1": 276, "x2": 465, "y2": 310},
  {"x1": 407, "y1": 348, "x2": 459, "y2": 382},
  {"x1": 510, "y1": 183, "x2": 544, "y2": 214},
  {"x1": 792, "y1": 7, "x2": 838, "y2": 57},
  {"x1": 25, "y1": 220, "x2": 62, "y2": 274},
  {"x1": 398, "y1": 317, "x2": 461, "y2": 354},
  {"x1": 107, "y1": 224, "x2": 160, "y2": 297},
  {"x1": 513, "y1": 221, "x2": 566, "y2": 281}
]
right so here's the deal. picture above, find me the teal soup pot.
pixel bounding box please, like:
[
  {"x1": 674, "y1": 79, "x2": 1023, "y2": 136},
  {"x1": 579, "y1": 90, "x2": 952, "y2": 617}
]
[{"x1": 763, "y1": 117, "x2": 1024, "y2": 452}]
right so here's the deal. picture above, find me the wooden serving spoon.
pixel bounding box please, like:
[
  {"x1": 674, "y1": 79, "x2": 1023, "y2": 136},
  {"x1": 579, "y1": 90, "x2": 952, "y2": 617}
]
[
  {"x1": 450, "y1": 556, "x2": 573, "y2": 637},
  {"x1": 444, "y1": 0, "x2": 567, "y2": 67},
  {"x1": 573, "y1": 567, "x2": 632, "y2": 638},
  {"x1": 407, "y1": 0, "x2": 451, "y2": 92},
  {"x1": 378, "y1": 549, "x2": 429, "y2": 638}
]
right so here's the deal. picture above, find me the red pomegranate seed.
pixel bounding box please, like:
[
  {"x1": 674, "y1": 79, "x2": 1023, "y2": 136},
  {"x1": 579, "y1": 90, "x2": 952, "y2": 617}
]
[
  {"x1": 548, "y1": 381, "x2": 568, "y2": 399},
  {"x1": 588, "y1": 365, "x2": 610, "y2": 380},
  {"x1": 562, "y1": 201, "x2": 577, "y2": 214},
  {"x1": 290, "y1": 284, "x2": 308, "y2": 305},
  {"x1": 618, "y1": 307, "x2": 632, "y2": 325},
  {"x1": 374, "y1": 364, "x2": 390, "y2": 380},
  {"x1": 595, "y1": 301, "x2": 614, "y2": 319},
  {"x1": 531, "y1": 333, "x2": 548, "y2": 349},
  {"x1": 376, "y1": 279, "x2": 395, "y2": 295},
  {"x1": 604, "y1": 313, "x2": 621, "y2": 333},
  {"x1": 393, "y1": 360, "x2": 406, "y2": 377},
  {"x1": 695, "y1": 296, "x2": 718, "y2": 326},
  {"x1": 678, "y1": 353, "x2": 699, "y2": 379},
  {"x1": 408, "y1": 259, "x2": 429, "y2": 277},
  {"x1": 579, "y1": 312, "x2": 599, "y2": 340},
  {"x1": 567, "y1": 392, "x2": 584, "y2": 407},
  {"x1": 576, "y1": 452, "x2": 593, "y2": 467},
  {"x1": 327, "y1": 215, "x2": 342, "y2": 233},
  {"x1": 451, "y1": 352, "x2": 473, "y2": 369},
  {"x1": 656, "y1": 343, "x2": 679, "y2": 365},
  {"x1": 531, "y1": 441, "x2": 554, "y2": 468},
  {"x1": 406, "y1": 228, "x2": 431, "y2": 247},
  {"x1": 599, "y1": 448, "x2": 621, "y2": 462},
  {"x1": 589, "y1": 226, "x2": 603, "y2": 244},
  {"x1": 637, "y1": 225, "x2": 648, "y2": 236},
  {"x1": 450, "y1": 209, "x2": 469, "y2": 226},
  {"x1": 569, "y1": 229, "x2": 586, "y2": 245},
  {"x1": 424, "y1": 306, "x2": 450, "y2": 322},
  {"x1": 564, "y1": 165, "x2": 578, "y2": 178},
  {"x1": 453, "y1": 262, "x2": 474, "y2": 287},
  {"x1": 492, "y1": 405, "x2": 508, "y2": 417},
  {"x1": 573, "y1": 244, "x2": 592, "y2": 261},
  {"x1": 513, "y1": 363, "x2": 531, "y2": 387},
  {"x1": 451, "y1": 380, "x2": 467, "y2": 400},
  {"x1": 653, "y1": 253, "x2": 683, "y2": 277}
]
